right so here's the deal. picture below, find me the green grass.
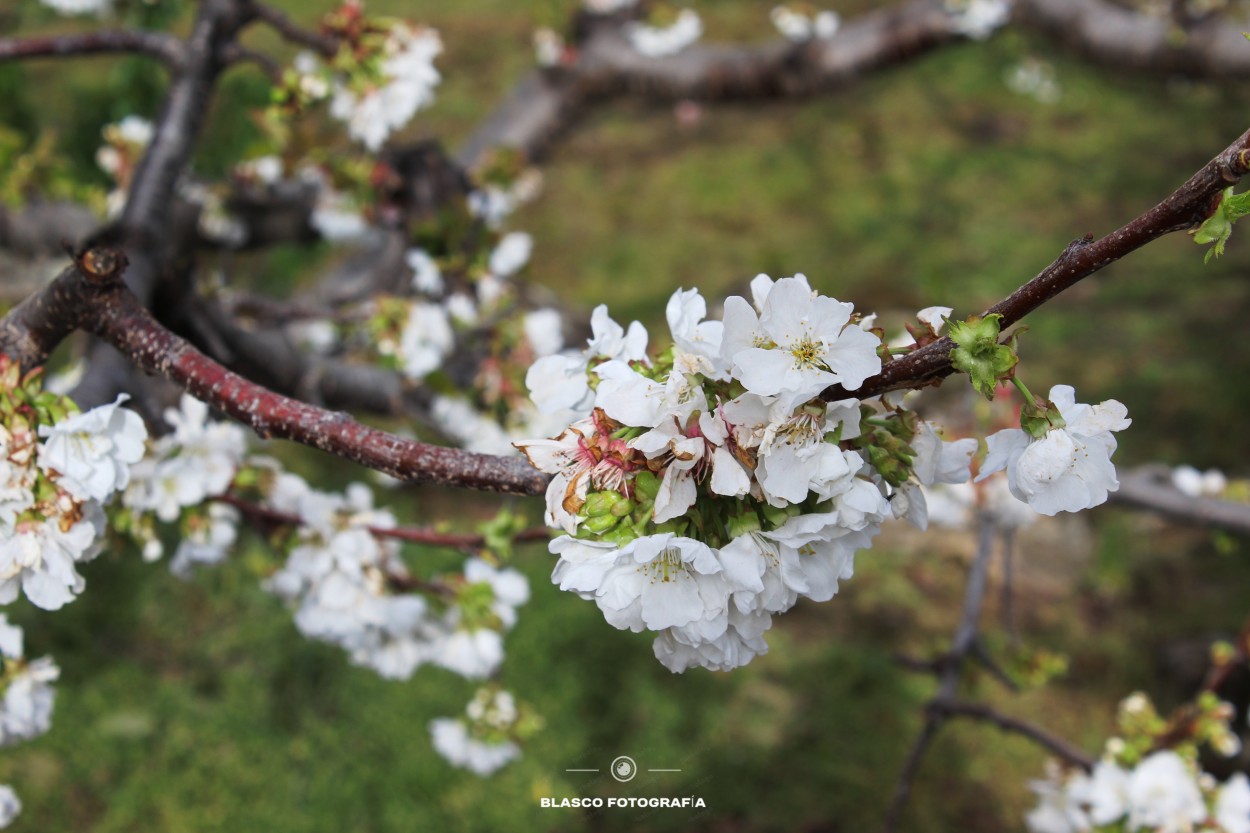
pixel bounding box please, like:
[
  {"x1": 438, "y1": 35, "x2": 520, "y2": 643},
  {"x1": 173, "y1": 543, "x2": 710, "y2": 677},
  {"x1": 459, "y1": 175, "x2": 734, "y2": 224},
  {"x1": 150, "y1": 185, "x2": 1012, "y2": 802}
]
[{"x1": 4, "y1": 1, "x2": 1250, "y2": 830}]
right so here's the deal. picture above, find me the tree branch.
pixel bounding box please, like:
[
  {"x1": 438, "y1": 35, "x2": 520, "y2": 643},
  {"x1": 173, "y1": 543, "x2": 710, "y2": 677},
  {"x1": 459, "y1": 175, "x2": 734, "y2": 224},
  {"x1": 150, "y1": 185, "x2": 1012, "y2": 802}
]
[
  {"x1": 214, "y1": 492, "x2": 550, "y2": 551},
  {"x1": 0, "y1": 253, "x2": 548, "y2": 496},
  {"x1": 937, "y1": 700, "x2": 1096, "y2": 770},
  {"x1": 883, "y1": 520, "x2": 1092, "y2": 830},
  {"x1": 828, "y1": 124, "x2": 1250, "y2": 401},
  {"x1": 1017, "y1": 0, "x2": 1250, "y2": 78},
  {"x1": 0, "y1": 30, "x2": 185, "y2": 68},
  {"x1": 1110, "y1": 466, "x2": 1250, "y2": 537},
  {"x1": 459, "y1": 0, "x2": 963, "y2": 167},
  {"x1": 249, "y1": 2, "x2": 339, "y2": 57}
]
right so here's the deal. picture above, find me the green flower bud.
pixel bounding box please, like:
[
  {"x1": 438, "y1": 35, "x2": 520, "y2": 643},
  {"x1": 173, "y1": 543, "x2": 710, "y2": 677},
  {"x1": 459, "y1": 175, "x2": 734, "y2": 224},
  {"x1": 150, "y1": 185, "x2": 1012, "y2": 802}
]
[
  {"x1": 727, "y1": 510, "x2": 762, "y2": 539},
  {"x1": 610, "y1": 497, "x2": 637, "y2": 518},
  {"x1": 582, "y1": 513, "x2": 621, "y2": 535},
  {"x1": 583, "y1": 491, "x2": 619, "y2": 518},
  {"x1": 761, "y1": 504, "x2": 790, "y2": 530},
  {"x1": 634, "y1": 471, "x2": 660, "y2": 503}
]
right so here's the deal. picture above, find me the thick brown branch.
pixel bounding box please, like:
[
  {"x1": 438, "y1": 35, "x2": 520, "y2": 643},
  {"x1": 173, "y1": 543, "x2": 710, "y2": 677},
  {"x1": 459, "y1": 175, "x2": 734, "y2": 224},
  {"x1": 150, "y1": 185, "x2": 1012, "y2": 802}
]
[
  {"x1": 0, "y1": 30, "x2": 185, "y2": 68},
  {"x1": 1017, "y1": 0, "x2": 1250, "y2": 78},
  {"x1": 1109, "y1": 466, "x2": 1250, "y2": 537},
  {"x1": 5, "y1": 259, "x2": 548, "y2": 495},
  {"x1": 459, "y1": 0, "x2": 963, "y2": 167},
  {"x1": 828, "y1": 124, "x2": 1250, "y2": 401}
]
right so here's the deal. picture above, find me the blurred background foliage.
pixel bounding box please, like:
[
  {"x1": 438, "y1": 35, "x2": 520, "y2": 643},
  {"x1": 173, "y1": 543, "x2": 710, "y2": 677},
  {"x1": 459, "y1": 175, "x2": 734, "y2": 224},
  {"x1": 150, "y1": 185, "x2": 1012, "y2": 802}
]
[{"x1": 3, "y1": 0, "x2": 1250, "y2": 830}]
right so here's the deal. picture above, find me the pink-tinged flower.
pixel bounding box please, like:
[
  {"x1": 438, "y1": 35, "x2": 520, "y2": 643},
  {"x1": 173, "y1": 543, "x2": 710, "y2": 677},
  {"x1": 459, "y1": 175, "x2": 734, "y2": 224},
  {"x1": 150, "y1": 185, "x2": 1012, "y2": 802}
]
[{"x1": 514, "y1": 411, "x2": 642, "y2": 533}]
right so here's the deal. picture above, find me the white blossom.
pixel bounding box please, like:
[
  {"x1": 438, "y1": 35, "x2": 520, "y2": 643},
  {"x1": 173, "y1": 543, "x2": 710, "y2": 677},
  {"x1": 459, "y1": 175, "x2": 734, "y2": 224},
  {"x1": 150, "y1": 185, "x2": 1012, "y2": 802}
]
[
  {"x1": 626, "y1": 9, "x2": 703, "y2": 57},
  {"x1": 407, "y1": 249, "x2": 444, "y2": 295},
  {"x1": 0, "y1": 656, "x2": 58, "y2": 746},
  {"x1": 288, "y1": 320, "x2": 338, "y2": 354},
  {"x1": 430, "y1": 627, "x2": 504, "y2": 679},
  {"x1": 912, "y1": 421, "x2": 976, "y2": 487},
  {"x1": 978, "y1": 385, "x2": 1130, "y2": 515},
  {"x1": 1217, "y1": 773, "x2": 1250, "y2": 833},
  {"x1": 444, "y1": 293, "x2": 478, "y2": 327},
  {"x1": 1006, "y1": 59, "x2": 1061, "y2": 104},
  {"x1": 1025, "y1": 766, "x2": 1093, "y2": 833},
  {"x1": 125, "y1": 395, "x2": 247, "y2": 524},
  {"x1": 1125, "y1": 751, "x2": 1207, "y2": 832},
  {"x1": 0, "y1": 506, "x2": 103, "y2": 611},
  {"x1": 722, "y1": 275, "x2": 881, "y2": 410},
  {"x1": 0, "y1": 785, "x2": 19, "y2": 828},
  {"x1": 39, "y1": 0, "x2": 111, "y2": 16},
  {"x1": 429, "y1": 396, "x2": 516, "y2": 457},
  {"x1": 37, "y1": 394, "x2": 147, "y2": 502},
  {"x1": 429, "y1": 718, "x2": 520, "y2": 776},
  {"x1": 526, "y1": 305, "x2": 648, "y2": 414},
  {"x1": 770, "y1": 6, "x2": 839, "y2": 41},
  {"x1": 1171, "y1": 465, "x2": 1227, "y2": 498},
  {"x1": 398, "y1": 302, "x2": 454, "y2": 379},
  {"x1": 488, "y1": 232, "x2": 533, "y2": 278},
  {"x1": 523, "y1": 309, "x2": 565, "y2": 358},
  {"x1": 329, "y1": 25, "x2": 442, "y2": 151},
  {"x1": 947, "y1": 0, "x2": 1011, "y2": 39},
  {"x1": 170, "y1": 504, "x2": 239, "y2": 578},
  {"x1": 534, "y1": 27, "x2": 564, "y2": 67},
  {"x1": 585, "y1": 0, "x2": 636, "y2": 11},
  {"x1": 308, "y1": 175, "x2": 370, "y2": 242},
  {"x1": 235, "y1": 155, "x2": 283, "y2": 185}
]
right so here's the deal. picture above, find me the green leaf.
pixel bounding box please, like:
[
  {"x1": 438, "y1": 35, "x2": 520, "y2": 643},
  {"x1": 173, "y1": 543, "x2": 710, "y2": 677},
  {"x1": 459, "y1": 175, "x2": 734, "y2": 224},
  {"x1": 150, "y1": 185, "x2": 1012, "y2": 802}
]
[
  {"x1": 1192, "y1": 186, "x2": 1250, "y2": 261},
  {"x1": 947, "y1": 314, "x2": 1019, "y2": 400}
]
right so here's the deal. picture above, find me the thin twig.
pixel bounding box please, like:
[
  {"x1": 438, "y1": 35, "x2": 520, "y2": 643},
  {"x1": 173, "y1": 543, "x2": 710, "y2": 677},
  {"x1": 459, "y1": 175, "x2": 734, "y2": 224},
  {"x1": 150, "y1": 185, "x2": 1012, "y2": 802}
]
[
  {"x1": 938, "y1": 700, "x2": 1096, "y2": 770},
  {"x1": 883, "y1": 718, "x2": 944, "y2": 833},
  {"x1": 251, "y1": 2, "x2": 340, "y2": 56},
  {"x1": 1000, "y1": 526, "x2": 1017, "y2": 647},
  {"x1": 215, "y1": 492, "x2": 550, "y2": 551},
  {"x1": 972, "y1": 641, "x2": 1020, "y2": 694},
  {"x1": 0, "y1": 30, "x2": 185, "y2": 68},
  {"x1": 883, "y1": 519, "x2": 997, "y2": 832}
]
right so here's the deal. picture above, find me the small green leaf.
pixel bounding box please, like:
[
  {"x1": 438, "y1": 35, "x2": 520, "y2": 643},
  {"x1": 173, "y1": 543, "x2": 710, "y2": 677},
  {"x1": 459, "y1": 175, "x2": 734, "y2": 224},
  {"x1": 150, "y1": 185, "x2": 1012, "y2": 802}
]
[
  {"x1": 947, "y1": 314, "x2": 1019, "y2": 400},
  {"x1": 1192, "y1": 186, "x2": 1250, "y2": 261}
]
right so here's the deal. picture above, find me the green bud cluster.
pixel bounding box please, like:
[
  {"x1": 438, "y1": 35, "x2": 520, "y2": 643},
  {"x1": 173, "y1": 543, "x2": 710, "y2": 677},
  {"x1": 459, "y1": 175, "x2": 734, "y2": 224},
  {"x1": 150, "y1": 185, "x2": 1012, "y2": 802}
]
[
  {"x1": 854, "y1": 412, "x2": 918, "y2": 489},
  {"x1": 948, "y1": 313, "x2": 1020, "y2": 400},
  {"x1": 575, "y1": 483, "x2": 648, "y2": 547}
]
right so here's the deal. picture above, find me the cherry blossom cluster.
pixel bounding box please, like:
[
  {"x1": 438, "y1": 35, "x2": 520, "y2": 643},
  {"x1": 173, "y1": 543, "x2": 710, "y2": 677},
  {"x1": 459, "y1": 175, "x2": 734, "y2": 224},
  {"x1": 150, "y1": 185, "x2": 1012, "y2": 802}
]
[
  {"x1": 429, "y1": 686, "x2": 541, "y2": 776},
  {"x1": 517, "y1": 278, "x2": 941, "y2": 671},
  {"x1": 96, "y1": 116, "x2": 152, "y2": 218},
  {"x1": 771, "y1": 5, "x2": 840, "y2": 42},
  {"x1": 946, "y1": 0, "x2": 1013, "y2": 40},
  {"x1": 0, "y1": 359, "x2": 146, "y2": 611},
  {"x1": 274, "y1": 2, "x2": 442, "y2": 152},
  {"x1": 118, "y1": 394, "x2": 247, "y2": 571},
  {"x1": 516, "y1": 279, "x2": 1132, "y2": 672},
  {"x1": 36, "y1": 0, "x2": 111, "y2": 16},
  {"x1": 626, "y1": 6, "x2": 703, "y2": 57},
  {"x1": 0, "y1": 614, "x2": 61, "y2": 828},
  {"x1": 1027, "y1": 692, "x2": 1249, "y2": 833},
  {"x1": 107, "y1": 393, "x2": 533, "y2": 685},
  {"x1": 260, "y1": 472, "x2": 530, "y2": 681}
]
